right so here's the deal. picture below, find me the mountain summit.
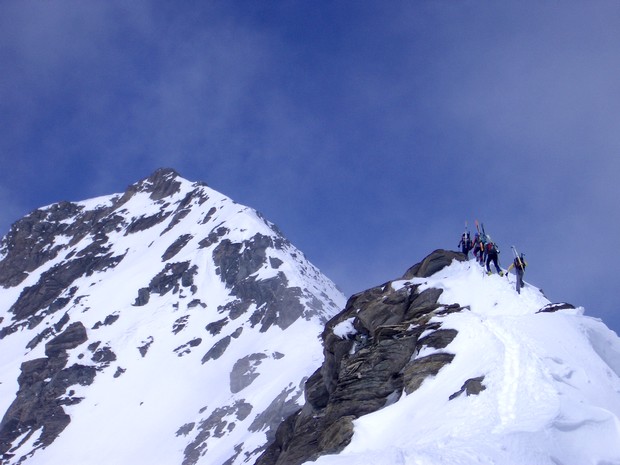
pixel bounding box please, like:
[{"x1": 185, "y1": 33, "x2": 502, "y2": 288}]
[{"x1": 0, "y1": 168, "x2": 346, "y2": 465}]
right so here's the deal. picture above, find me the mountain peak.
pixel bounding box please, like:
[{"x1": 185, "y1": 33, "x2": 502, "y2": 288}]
[
  {"x1": 0, "y1": 171, "x2": 345, "y2": 465},
  {"x1": 126, "y1": 167, "x2": 185, "y2": 201}
]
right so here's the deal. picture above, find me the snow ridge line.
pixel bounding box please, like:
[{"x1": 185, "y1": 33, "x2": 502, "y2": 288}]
[{"x1": 487, "y1": 319, "x2": 521, "y2": 430}]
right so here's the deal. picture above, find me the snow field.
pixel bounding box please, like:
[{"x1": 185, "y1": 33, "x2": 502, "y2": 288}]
[{"x1": 311, "y1": 259, "x2": 620, "y2": 465}]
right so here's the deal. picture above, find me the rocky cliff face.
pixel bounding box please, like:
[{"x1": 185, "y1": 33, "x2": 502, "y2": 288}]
[
  {"x1": 256, "y1": 250, "x2": 469, "y2": 465},
  {"x1": 0, "y1": 168, "x2": 345, "y2": 465},
  {"x1": 256, "y1": 249, "x2": 585, "y2": 465}
]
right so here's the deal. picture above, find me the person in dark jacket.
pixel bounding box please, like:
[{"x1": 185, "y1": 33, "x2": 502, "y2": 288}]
[
  {"x1": 458, "y1": 231, "x2": 473, "y2": 258},
  {"x1": 485, "y1": 237, "x2": 503, "y2": 276},
  {"x1": 472, "y1": 233, "x2": 484, "y2": 265},
  {"x1": 506, "y1": 253, "x2": 528, "y2": 293}
]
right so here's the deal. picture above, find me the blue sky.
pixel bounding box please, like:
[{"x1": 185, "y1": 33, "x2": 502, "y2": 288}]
[{"x1": 1, "y1": 1, "x2": 619, "y2": 335}]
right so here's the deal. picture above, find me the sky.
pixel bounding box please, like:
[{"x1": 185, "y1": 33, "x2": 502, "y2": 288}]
[{"x1": 1, "y1": 1, "x2": 619, "y2": 335}]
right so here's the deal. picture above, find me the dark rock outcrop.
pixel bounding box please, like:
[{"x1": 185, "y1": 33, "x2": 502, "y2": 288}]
[
  {"x1": 133, "y1": 261, "x2": 198, "y2": 306},
  {"x1": 537, "y1": 302, "x2": 576, "y2": 313},
  {"x1": 182, "y1": 400, "x2": 253, "y2": 465},
  {"x1": 256, "y1": 250, "x2": 468, "y2": 465},
  {"x1": 449, "y1": 376, "x2": 487, "y2": 400},
  {"x1": 0, "y1": 322, "x2": 95, "y2": 458},
  {"x1": 212, "y1": 234, "x2": 306, "y2": 332},
  {"x1": 403, "y1": 249, "x2": 466, "y2": 279}
]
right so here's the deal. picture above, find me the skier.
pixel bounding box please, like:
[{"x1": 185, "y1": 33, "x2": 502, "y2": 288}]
[
  {"x1": 458, "y1": 231, "x2": 473, "y2": 258},
  {"x1": 472, "y1": 233, "x2": 482, "y2": 264},
  {"x1": 485, "y1": 237, "x2": 503, "y2": 276},
  {"x1": 506, "y1": 253, "x2": 527, "y2": 293}
]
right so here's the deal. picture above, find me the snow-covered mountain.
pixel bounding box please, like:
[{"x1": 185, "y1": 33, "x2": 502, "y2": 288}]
[
  {"x1": 258, "y1": 250, "x2": 620, "y2": 465},
  {"x1": 0, "y1": 168, "x2": 346, "y2": 465},
  {"x1": 2, "y1": 170, "x2": 620, "y2": 465}
]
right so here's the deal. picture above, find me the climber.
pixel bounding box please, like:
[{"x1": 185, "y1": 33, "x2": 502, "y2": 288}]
[
  {"x1": 485, "y1": 237, "x2": 503, "y2": 276},
  {"x1": 458, "y1": 231, "x2": 473, "y2": 258},
  {"x1": 472, "y1": 232, "x2": 485, "y2": 265},
  {"x1": 506, "y1": 253, "x2": 527, "y2": 293}
]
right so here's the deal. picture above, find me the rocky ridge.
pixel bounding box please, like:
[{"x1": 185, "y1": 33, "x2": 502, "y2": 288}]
[{"x1": 256, "y1": 249, "x2": 580, "y2": 465}]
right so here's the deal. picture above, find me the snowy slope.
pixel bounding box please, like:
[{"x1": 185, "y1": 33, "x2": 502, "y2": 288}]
[
  {"x1": 0, "y1": 169, "x2": 346, "y2": 465},
  {"x1": 311, "y1": 259, "x2": 620, "y2": 465}
]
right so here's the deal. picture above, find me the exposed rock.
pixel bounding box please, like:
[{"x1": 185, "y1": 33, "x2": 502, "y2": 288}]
[
  {"x1": 26, "y1": 327, "x2": 54, "y2": 351},
  {"x1": 134, "y1": 261, "x2": 198, "y2": 306},
  {"x1": 173, "y1": 315, "x2": 190, "y2": 334},
  {"x1": 8, "y1": 251, "x2": 125, "y2": 324},
  {"x1": 402, "y1": 249, "x2": 467, "y2": 279},
  {"x1": 537, "y1": 302, "x2": 576, "y2": 313},
  {"x1": 202, "y1": 336, "x2": 231, "y2": 363},
  {"x1": 230, "y1": 353, "x2": 268, "y2": 393},
  {"x1": 198, "y1": 226, "x2": 229, "y2": 249},
  {"x1": 138, "y1": 336, "x2": 154, "y2": 357},
  {"x1": 91, "y1": 346, "x2": 117, "y2": 366},
  {"x1": 92, "y1": 313, "x2": 120, "y2": 330},
  {"x1": 256, "y1": 250, "x2": 466, "y2": 465},
  {"x1": 162, "y1": 234, "x2": 193, "y2": 261},
  {"x1": 318, "y1": 415, "x2": 355, "y2": 454},
  {"x1": 248, "y1": 384, "x2": 304, "y2": 443},
  {"x1": 206, "y1": 318, "x2": 228, "y2": 335},
  {"x1": 0, "y1": 321, "x2": 95, "y2": 457},
  {"x1": 403, "y1": 353, "x2": 456, "y2": 394},
  {"x1": 176, "y1": 422, "x2": 196, "y2": 437},
  {"x1": 188, "y1": 299, "x2": 205, "y2": 308},
  {"x1": 449, "y1": 376, "x2": 487, "y2": 400},
  {"x1": 44, "y1": 322, "x2": 88, "y2": 357},
  {"x1": 175, "y1": 338, "x2": 202, "y2": 357},
  {"x1": 212, "y1": 235, "x2": 306, "y2": 332},
  {"x1": 182, "y1": 400, "x2": 253, "y2": 465},
  {"x1": 0, "y1": 203, "x2": 83, "y2": 288}
]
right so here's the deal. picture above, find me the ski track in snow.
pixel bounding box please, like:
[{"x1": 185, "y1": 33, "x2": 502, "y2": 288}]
[{"x1": 489, "y1": 320, "x2": 521, "y2": 429}]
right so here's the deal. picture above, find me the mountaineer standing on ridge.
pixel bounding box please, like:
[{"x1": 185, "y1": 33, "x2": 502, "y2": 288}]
[
  {"x1": 506, "y1": 251, "x2": 528, "y2": 293},
  {"x1": 458, "y1": 231, "x2": 473, "y2": 258},
  {"x1": 485, "y1": 236, "x2": 503, "y2": 276}
]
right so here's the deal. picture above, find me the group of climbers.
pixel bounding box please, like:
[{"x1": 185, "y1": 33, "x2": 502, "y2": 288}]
[{"x1": 457, "y1": 222, "x2": 528, "y2": 294}]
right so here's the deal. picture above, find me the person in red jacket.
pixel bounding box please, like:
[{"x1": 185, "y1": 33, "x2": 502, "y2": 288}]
[{"x1": 485, "y1": 238, "x2": 503, "y2": 276}]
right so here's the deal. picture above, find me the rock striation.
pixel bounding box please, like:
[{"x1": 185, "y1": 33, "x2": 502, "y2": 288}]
[{"x1": 256, "y1": 250, "x2": 473, "y2": 465}]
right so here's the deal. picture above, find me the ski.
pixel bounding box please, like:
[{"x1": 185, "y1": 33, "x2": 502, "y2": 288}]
[{"x1": 511, "y1": 245, "x2": 524, "y2": 269}]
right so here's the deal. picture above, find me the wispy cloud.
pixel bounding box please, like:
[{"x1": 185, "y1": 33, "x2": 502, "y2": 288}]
[{"x1": 1, "y1": 1, "x2": 619, "y2": 331}]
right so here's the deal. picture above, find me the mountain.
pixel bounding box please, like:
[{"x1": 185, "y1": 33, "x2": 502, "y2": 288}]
[
  {"x1": 2, "y1": 170, "x2": 620, "y2": 465},
  {"x1": 257, "y1": 250, "x2": 620, "y2": 465},
  {"x1": 0, "y1": 168, "x2": 346, "y2": 465}
]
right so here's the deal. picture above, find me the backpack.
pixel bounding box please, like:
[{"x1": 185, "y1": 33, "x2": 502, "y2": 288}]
[
  {"x1": 486, "y1": 242, "x2": 499, "y2": 254},
  {"x1": 462, "y1": 232, "x2": 472, "y2": 247}
]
